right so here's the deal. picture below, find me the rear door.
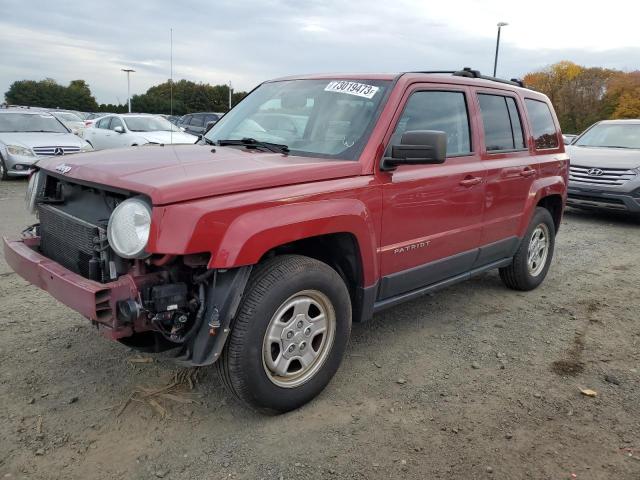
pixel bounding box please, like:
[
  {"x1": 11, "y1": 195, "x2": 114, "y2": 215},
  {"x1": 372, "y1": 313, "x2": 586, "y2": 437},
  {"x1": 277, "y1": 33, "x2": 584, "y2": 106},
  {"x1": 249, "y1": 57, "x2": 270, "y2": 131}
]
[
  {"x1": 473, "y1": 89, "x2": 537, "y2": 258},
  {"x1": 86, "y1": 116, "x2": 112, "y2": 150},
  {"x1": 378, "y1": 84, "x2": 486, "y2": 299}
]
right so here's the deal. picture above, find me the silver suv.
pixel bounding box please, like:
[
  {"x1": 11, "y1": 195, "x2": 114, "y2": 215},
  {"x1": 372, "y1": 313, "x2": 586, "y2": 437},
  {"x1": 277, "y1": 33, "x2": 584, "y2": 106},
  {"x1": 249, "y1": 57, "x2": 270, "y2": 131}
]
[
  {"x1": 0, "y1": 109, "x2": 93, "y2": 180},
  {"x1": 567, "y1": 119, "x2": 640, "y2": 213}
]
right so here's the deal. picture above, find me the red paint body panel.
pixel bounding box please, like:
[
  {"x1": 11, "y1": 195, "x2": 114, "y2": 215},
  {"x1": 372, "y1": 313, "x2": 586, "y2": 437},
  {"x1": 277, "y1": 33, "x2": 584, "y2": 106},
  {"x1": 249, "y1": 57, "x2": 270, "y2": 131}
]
[{"x1": 36, "y1": 145, "x2": 363, "y2": 205}]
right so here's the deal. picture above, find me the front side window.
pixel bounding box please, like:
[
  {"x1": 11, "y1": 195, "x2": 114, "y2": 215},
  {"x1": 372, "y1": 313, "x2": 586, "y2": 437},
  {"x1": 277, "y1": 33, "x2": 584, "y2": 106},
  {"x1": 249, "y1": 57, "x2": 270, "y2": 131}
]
[
  {"x1": 573, "y1": 122, "x2": 640, "y2": 149},
  {"x1": 110, "y1": 117, "x2": 124, "y2": 130},
  {"x1": 123, "y1": 116, "x2": 180, "y2": 132},
  {"x1": 524, "y1": 99, "x2": 559, "y2": 149},
  {"x1": 388, "y1": 90, "x2": 472, "y2": 156},
  {"x1": 97, "y1": 117, "x2": 111, "y2": 129},
  {"x1": 204, "y1": 79, "x2": 391, "y2": 160},
  {"x1": 0, "y1": 113, "x2": 69, "y2": 133},
  {"x1": 478, "y1": 94, "x2": 526, "y2": 152},
  {"x1": 190, "y1": 115, "x2": 205, "y2": 127}
]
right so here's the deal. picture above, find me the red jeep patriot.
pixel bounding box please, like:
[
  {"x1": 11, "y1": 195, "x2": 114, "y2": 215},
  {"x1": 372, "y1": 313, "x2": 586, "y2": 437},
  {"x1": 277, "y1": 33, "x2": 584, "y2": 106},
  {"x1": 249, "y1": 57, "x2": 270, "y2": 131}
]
[{"x1": 5, "y1": 68, "x2": 568, "y2": 413}]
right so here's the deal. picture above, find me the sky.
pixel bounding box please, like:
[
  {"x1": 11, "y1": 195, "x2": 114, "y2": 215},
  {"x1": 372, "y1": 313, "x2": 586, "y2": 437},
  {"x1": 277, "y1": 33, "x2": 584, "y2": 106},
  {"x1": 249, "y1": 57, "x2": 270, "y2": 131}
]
[{"x1": 1, "y1": 0, "x2": 639, "y2": 105}]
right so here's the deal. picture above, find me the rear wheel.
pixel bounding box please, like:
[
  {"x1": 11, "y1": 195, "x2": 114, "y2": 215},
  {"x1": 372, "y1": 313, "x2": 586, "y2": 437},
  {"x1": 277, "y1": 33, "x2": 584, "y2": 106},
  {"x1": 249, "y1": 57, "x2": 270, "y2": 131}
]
[
  {"x1": 217, "y1": 255, "x2": 352, "y2": 413},
  {"x1": 499, "y1": 207, "x2": 555, "y2": 291}
]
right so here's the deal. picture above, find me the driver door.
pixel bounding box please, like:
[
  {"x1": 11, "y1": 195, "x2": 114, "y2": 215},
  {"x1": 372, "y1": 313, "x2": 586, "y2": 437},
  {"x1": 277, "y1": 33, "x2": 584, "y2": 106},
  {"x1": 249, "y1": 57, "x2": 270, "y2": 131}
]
[
  {"x1": 378, "y1": 85, "x2": 487, "y2": 299},
  {"x1": 107, "y1": 116, "x2": 130, "y2": 148}
]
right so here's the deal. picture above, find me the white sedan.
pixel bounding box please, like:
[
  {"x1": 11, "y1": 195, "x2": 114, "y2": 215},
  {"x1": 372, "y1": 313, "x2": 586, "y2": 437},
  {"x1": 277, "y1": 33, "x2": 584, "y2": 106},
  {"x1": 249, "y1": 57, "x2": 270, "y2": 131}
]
[{"x1": 83, "y1": 114, "x2": 198, "y2": 150}]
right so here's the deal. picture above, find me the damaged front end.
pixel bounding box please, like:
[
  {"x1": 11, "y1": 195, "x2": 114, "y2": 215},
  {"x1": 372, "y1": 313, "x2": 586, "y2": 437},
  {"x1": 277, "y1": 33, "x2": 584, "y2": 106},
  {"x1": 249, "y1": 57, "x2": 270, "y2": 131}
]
[{"x1": 5, "y1": 170, "x2": 251, "y2": 366}]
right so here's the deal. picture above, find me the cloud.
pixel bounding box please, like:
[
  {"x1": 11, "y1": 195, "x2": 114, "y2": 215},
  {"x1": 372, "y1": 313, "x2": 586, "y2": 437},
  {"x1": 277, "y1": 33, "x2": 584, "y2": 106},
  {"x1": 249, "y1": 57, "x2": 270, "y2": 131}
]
[{"x1": 1, "y1": 0, "x2": 638, "y2": 106}]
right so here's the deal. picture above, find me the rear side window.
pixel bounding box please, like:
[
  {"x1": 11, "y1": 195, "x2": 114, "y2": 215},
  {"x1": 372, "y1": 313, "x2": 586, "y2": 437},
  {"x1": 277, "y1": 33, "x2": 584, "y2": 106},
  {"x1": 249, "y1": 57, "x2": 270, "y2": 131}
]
[
  {"x1": 525, "y1": 99, "x2": 559, "y2": 149},
  {"x1": 391, "y1": 91, "x2": 471, "y2": 156},
  {"x1": 478, "y1": 94, "x2": 526, "y2": 152}
]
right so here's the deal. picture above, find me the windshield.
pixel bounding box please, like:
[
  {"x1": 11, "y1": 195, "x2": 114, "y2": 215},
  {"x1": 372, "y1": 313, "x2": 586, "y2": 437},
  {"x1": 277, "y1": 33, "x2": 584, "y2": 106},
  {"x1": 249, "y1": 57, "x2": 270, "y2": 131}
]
[
  {"x1": 0, "y1": 112, "x2": 69, "y2": 133},
  {"x1": 123, "y1": 116, "x2": 180, "y2": 132},
  {"x1": 574, "y1": 123, "x2": 640, "y2": 149},
  {"x1": 204, "y1": 79, "x2": 391, "y2": 160},
  {"x1": 54, "y1": 112, "x2": 83, "y2": 122}
]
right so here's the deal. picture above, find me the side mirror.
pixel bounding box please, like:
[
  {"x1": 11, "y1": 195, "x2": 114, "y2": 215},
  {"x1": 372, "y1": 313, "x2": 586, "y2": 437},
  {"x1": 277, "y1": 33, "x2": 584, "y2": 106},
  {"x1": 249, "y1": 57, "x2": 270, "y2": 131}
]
[
  {"x1": 179, "y1": 127, "x2": 186, "y2": 132},
  {"x1": 114, "y1": 125, "x2": 125, "y2": 134},
  {"x1": 381, "y1": 130, "x2": 447, "y2": 170}
]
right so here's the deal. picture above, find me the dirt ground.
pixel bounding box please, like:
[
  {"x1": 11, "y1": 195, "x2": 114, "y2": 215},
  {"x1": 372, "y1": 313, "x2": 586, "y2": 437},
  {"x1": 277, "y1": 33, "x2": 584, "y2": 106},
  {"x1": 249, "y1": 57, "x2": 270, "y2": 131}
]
[{"x1": 1, "y1": 178, "x2": 639, "y2": 480}]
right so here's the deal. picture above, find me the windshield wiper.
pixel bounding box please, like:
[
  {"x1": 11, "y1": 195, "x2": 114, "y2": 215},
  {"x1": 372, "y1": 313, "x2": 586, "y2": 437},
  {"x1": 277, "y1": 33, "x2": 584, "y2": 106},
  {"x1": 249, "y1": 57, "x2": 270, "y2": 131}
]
[
  {"x1": 218, "y1": 138, "x2": 289, "y2": 154},
  {"x1": 202, "y1": 137, "x2": 216, "y2": 146}
]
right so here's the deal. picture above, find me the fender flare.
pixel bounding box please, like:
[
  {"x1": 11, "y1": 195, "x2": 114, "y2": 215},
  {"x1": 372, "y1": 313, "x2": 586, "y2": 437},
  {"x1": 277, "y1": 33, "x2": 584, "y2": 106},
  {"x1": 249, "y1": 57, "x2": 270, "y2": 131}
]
[
  {"x1": 517, "y1": 175, "x2": 567, "y2": 236},
  {"x1": 209, "y1": 198, "x2": 380, "y2": 285}
]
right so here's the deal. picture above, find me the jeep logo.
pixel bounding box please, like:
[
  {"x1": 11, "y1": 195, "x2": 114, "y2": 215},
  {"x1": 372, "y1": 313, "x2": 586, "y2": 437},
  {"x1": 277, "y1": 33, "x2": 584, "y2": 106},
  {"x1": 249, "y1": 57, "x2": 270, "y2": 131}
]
[{"x1": 55, "y1": 163, "x2": 72, "y2": 174}]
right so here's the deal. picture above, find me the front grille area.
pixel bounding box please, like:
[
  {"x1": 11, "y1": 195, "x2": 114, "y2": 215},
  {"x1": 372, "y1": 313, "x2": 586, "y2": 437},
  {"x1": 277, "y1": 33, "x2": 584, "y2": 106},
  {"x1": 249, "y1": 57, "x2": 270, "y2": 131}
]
[
  {"x1": 569, "y1": 165, "x2": 637, "y2": 186},
  {"x1": 33, "y1": 145, "x2": 81, "y2": 156},
  {"x1": 38, "y1": 204, "x2": 107, "y2": 280}
]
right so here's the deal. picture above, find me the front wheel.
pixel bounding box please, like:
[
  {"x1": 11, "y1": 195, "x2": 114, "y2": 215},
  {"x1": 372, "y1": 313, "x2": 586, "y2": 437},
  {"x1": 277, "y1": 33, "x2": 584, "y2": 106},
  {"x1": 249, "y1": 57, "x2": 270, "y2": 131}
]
[
  {"x1": 499, "y1": 207, "x2": 556, "y2": 291},
  {"x1": 0, "y1": 157, "x2": 9, "y2": 181},
  {"x1": 216, "y1": 255, "x2": 352, "y2": 414}
]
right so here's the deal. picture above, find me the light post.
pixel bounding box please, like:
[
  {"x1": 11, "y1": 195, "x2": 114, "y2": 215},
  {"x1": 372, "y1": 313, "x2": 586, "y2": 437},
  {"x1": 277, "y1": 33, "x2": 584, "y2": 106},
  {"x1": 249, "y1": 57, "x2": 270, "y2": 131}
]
[
  {"x1": 121, "y1": 68, "x2": 135, "y2": 113},
  {"x1": 228, "y1": 81, "x2": 233, "y2": 110},
  {"x1": 493, "y1": 22, "x2": 508, "y2": 77}
]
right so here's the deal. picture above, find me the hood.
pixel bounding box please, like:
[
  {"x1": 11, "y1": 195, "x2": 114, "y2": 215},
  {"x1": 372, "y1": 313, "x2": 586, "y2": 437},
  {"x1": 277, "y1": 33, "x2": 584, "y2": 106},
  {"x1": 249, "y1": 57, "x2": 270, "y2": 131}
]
[
  {"x1": 0, "y1": 132, "x2": 87, "y2": 149},
  {"x1": 567, "y1": 145, "x2": 640, "y2": 169},
  {"x1": 36, "y1": 144, "x2": 363, "y2": 205},
  {"x1": 136, "y1": 131, "x2": 197, "y2": 145}
]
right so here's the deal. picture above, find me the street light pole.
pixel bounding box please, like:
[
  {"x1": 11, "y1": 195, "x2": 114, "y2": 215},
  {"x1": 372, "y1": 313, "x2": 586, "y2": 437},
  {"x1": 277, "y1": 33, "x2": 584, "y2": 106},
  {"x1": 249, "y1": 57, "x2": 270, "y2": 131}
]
[
  {"x1": 121, "y1": 68, "x2": 135, "y2": 113},
  {"x1": 493, "y1": 22, "x2": 508, "y2": 77},
  {"x1": 228, "y1": 81, "x2": 233, "y2": 110}
]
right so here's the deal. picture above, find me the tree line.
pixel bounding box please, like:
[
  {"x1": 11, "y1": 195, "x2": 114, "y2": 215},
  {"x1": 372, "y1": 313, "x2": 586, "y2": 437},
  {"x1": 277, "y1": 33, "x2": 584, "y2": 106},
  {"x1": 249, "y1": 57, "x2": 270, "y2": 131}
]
[
  {"x1": 5, "y1": 63, "x2": 639, "y2": 131},
  {"x1": 4, "y1": 78, "x2": 248, "y2": 115},
  {"x1": 523, "y1": 61, "x2": 640, "y2": 133}
]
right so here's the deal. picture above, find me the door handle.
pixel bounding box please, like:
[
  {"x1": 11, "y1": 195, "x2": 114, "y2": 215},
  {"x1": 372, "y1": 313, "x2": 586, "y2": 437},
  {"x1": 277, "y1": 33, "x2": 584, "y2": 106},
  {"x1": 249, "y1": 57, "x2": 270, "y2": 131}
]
[
  {"x1": 459, "y1": 176, "x2": 483, "y2": 187},
  {"x1": 520, "y1": 167, "x2": 536, "y2": 178}
]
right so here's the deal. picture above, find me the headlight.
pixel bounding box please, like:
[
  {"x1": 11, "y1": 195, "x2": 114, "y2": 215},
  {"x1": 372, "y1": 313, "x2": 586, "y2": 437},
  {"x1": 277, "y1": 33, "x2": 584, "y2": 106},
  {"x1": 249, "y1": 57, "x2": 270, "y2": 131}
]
[
  {"x1": 7, "y1": 145, "x2": 35, "y2": 157},
  {"x1": 25, "y1": 171, "x2": 42, "y2": 215},
  {"x1": 81, "y1": 143, "x2": 93, "y2": 152},
  {"x1": 107, "y1": 198, "x2": 152, "y2": 258}
]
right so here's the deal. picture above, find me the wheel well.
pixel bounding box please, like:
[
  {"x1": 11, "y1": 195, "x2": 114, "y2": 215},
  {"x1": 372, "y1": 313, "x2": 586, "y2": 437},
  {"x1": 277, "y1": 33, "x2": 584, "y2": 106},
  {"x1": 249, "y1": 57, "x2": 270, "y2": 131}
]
[
  {"x1": 260, "y1": 233, "x2": 365, "y2": 318},
  {"x1": 537, "y1": 195, "x2": 563, "y2": 232}
]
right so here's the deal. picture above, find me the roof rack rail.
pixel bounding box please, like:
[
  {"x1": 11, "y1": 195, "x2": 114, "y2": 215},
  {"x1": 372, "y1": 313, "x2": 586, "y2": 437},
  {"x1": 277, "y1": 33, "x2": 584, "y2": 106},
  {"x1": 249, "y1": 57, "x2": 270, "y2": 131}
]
[{"x1": 409, "y1": 67, "x2": 525, "y2": 88}]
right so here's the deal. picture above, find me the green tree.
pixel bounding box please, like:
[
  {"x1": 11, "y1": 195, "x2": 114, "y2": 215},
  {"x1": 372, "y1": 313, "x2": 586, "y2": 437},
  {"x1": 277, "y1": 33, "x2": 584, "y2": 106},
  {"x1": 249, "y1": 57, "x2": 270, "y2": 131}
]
[
  {"x1": 5, "y1": 78, "x2": 98, "y2": 111},
  {"x1": 131, "y1": 79, "x2": 247, "y2": 115}
]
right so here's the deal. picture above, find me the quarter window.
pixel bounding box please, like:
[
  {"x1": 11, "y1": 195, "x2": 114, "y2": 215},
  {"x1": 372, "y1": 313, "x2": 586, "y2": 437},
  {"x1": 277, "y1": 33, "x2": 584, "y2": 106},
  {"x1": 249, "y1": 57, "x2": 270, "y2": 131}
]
[
  {"x1": 390, "y1": 91, "x2": 471, "y2": 156},
  {"x1": 525, "y1": 99, "x2": 559, "y2": 149},
  {"x1": 478, "y1": 94, "x2": 526, "y2": 152}
]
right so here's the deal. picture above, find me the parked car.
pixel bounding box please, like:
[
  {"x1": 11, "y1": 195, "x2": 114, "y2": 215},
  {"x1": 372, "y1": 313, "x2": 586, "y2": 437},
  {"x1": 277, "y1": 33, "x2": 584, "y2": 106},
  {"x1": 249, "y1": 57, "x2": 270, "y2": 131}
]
[
  {"x1": 562, "y1": 133, "x2": 577, "y2": 145},
  {"x1": 83, "y1": 114, "x2": 197, "y2": 150},
  {"x1": 83, "y1": 112, "x2": 108, "y2": 128},
  {"x1": 0, "y1": 110, "x2": 93, "y2": 180},
  {"x1": 179, "y1": 112, "x2": 224, "y2": 136},
  {"x1": 5, "y1": 69, "x2": 568, "y2": 413},
  {"x1": 566, "y1": 119, "x2": 640, "y2": 213},
  {"x1": 49, "y1": 110, "x2": 86, "y2": 136}
]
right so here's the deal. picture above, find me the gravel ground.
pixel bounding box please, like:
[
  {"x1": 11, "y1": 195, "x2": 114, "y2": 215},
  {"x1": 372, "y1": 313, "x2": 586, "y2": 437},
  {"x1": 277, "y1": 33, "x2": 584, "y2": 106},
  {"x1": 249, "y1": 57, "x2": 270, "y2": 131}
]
[{"x1": 1, "y1": 178, "x2": 639, "y2": 480}]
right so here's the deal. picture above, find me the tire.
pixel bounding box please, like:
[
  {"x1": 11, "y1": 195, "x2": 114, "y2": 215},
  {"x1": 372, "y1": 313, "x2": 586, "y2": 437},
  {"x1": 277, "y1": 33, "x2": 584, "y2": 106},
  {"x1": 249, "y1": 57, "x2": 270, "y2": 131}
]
[
  {"x1": 0, "y1": 156, "x2": 9, "y2": 181},
  {"x1": 499, "y1": 207, "x2": 556, "y2": 291},
  {"x1": 216, "y1": 254, "x2": 352, "y2": 414}
]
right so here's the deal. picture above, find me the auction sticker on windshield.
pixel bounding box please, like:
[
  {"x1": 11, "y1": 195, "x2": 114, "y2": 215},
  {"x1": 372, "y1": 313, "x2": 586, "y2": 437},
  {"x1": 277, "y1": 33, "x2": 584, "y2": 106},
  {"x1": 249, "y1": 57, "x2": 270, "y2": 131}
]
[{"x1": 324, "y1": 81, "x2": 379, "y2": 99}]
